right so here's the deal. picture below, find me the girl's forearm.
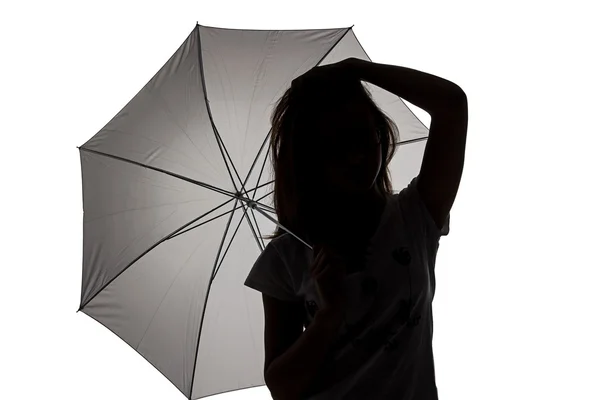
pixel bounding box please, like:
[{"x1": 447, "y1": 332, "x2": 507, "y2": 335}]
[
  {"x1": 265, "y1": 309, "x2": 343, "y2": 400},
  {"x1": 355, "y1": 60, "x2": 465, "y2": 116}
]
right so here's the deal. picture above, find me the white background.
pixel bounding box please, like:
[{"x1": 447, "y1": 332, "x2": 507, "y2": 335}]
[{"x1": 2, "y1": 0, "x2": 599, "y2": 399}]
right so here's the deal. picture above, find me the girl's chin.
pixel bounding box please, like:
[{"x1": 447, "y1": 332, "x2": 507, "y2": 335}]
[{"x1": 341, "y1": 178, "x2": 375, "y2": 193}]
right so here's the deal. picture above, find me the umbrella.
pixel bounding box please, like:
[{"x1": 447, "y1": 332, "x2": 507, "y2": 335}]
[{"x1": 77, "y1": 23, "x2": 430, "y2": 400}]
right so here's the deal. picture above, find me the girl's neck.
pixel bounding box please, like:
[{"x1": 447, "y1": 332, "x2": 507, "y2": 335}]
[{"x1": 329, "y1": 185, "x2": 386, "y2": 212}]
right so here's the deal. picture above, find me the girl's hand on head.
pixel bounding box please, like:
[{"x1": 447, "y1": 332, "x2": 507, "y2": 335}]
[{"x1": 292, "y1": 57, "x2": 367, "y2": 90}]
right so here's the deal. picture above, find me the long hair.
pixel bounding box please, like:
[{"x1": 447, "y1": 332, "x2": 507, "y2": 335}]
[{"x1": 262, "y1": 73, "x2": 400, "y2": 245}]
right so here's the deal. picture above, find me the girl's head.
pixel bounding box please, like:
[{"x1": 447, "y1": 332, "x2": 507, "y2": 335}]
[{"x1": 265, "y1": 74, "x2": 399, "y2": 243}]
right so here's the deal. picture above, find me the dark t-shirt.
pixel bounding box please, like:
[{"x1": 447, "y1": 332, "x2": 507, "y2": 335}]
[{"x1": 244, "y1": 176, "x2": 449, "y2": 399}]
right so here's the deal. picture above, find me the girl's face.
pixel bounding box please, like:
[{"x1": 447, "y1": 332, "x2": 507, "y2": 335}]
[{"x1": 317, "y1": 101, "x2": 383, "y2": 195}]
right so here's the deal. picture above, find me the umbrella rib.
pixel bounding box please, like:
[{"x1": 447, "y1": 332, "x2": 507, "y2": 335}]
[
  {"x1": 250, "y1": 203, "x2": 313, "y2": 250},
  {"x1": 211, "y1": 202, "x2": 248, "y2": 280},
  {"x1": 80, "y1": 309, "x2": 190, "y2": 399},
  {"x1": 396, "y1": 136, "x2": 428, "y2": 146},
  {"x1": 211, "y1": 120, "x2": 241, "y2": 191},
  {"x1": 190, "y1": 198, "x2": 238, "y2": 398},
  {"x1": 352, "y1": 28, "x2": 431, "y2": 135},
  {"x1": 253, "y1": 179, "x2": 274, "y2": 195},
  {"x1": 78, "y1": 197, "x2": 236, "y2": 311},
  {"x1": 316, "y1": 26, "x2": 353, "y2": 67},
  {"x1": 242, "y1": 126, "x2": 271, "y2": 191},
  {"x1": 169, "y1": 199, "x2": 247, "y2": 240},
  {"x1": 78, "y1": 147, "x2": 237, "y2": 198},
  {"x1": 196, "y1": 31, "x2": 240, "y2": 195},
  {"x1": 214, "y1": 126, "x2": 260, "y2": 211},
  {"x1": 197, "y1": 25, "x2": 255, "y2": 208},
  {"x1": 252, "y1": 199, "x2": 275, "y2": 214},
  {"x1": 251, "y1": 140, "x2": 271, "y2": 201},
  {"x1": 249, "y1": 205, "x2": 266, "y2": 249},
  {"x1": 169, "y1": 189, "x2": 274, "y2": 240},
  {"x1": 211, "y1": 198, "x2": 263, "y2": 281},
  {"x1": 241, "y1": 201, "x2": 265, "y2": 252}
]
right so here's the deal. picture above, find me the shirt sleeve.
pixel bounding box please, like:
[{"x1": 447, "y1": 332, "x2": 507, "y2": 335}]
[
  {"x1": 397, "y1": 175, "x2": 450, "y2": 241},
  {"x1": 244, "y1": 241, "x2": 300, "y2": 302}
]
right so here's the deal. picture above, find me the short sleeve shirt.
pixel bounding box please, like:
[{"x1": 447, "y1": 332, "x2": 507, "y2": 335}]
[{"x1": 244, "y1": 175, "x2": 450, "y2": 399}]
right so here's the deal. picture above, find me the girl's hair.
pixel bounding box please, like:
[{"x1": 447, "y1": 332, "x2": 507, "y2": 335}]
[{"x1": 262, "y1": 74, "x2": 400, "y2": 244}]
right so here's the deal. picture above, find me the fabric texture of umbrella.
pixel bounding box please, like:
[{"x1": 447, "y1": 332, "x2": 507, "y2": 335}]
[{"x1": 77, "y1": 23, "x2": 430, "y2": 399}]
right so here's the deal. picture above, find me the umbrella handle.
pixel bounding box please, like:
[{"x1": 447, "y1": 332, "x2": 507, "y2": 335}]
[{"x1": 249, "y1": 201, "x2": 314, "y2": 250}]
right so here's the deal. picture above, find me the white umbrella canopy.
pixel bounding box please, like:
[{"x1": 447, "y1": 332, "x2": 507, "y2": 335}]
[{"x1": 77, "y1": 23, "x2": 429, "y2": 399}]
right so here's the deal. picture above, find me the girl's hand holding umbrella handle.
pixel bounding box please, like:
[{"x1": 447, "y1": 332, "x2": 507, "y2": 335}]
[{"x1": 310, "y1": 245, "x2": 347, "y2": 327}]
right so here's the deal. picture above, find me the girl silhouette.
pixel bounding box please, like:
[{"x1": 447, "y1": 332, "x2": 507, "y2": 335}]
[{"x1": 244, "y1": 57, "x2": 467, "y2": 399}]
